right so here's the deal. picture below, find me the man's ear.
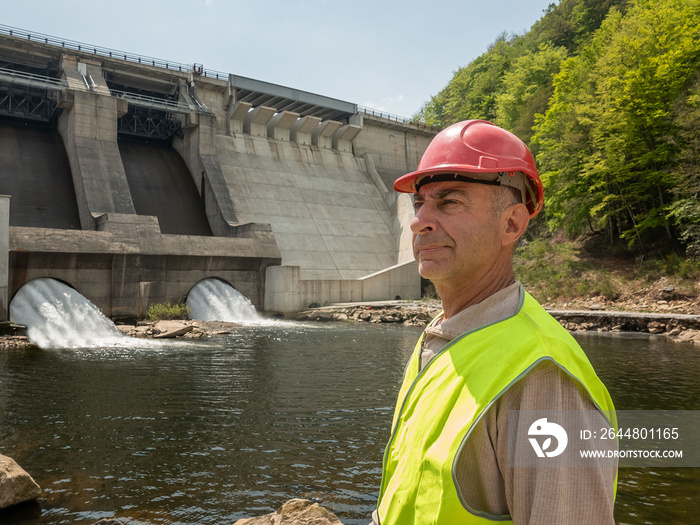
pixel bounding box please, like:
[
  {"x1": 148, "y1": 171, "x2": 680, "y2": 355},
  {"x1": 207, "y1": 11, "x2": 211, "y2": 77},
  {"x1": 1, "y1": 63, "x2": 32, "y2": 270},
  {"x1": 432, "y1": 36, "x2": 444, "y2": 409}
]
[{"x1": 501, "y1": 203, "x2": 530, "y2": 247}]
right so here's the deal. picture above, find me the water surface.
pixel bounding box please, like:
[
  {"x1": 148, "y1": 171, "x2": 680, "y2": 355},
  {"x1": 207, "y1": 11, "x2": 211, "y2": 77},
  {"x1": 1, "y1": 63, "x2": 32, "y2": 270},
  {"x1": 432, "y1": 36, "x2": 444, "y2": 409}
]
[{"x1": 1, "y1": 325, "x2": 698, "y2": 524}]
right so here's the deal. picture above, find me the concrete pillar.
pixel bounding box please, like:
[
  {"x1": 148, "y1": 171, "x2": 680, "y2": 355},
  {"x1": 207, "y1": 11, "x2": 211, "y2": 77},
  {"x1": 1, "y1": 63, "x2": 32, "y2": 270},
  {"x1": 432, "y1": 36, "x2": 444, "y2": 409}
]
[
  {"x1": 332, "y1": 124, "x2": 362, "y2": 153},
  {"x1": 349, "y1": 113, "x2": 363, "y2": 127},
  {"x1": 0, "y1": 195, "x2": 9, "y2": 321},
  {"x1": 173, "y1": 112, "x2": 243, "y2": 237},
  {"x1": 57, "y1": 55, "x2": 137, "y2": 230},
  {"x1": 312, "y1": 120, "x2": 342, "y2": 149},
  {"x1": 264, "y1": 265, "x2": 302, "y2": 313},
  {"x1": 290, "y1": 115, "x2": 322, "y2": 145},
  {"x1": 267, "y1": 111, "x2": 300, "y2": 141},
  {"x1": 229, "y1": 101, "x2": 252, "y2": 134},
  {"x1": 243, "y1": 106, "x2": 276, "y2": 137}
]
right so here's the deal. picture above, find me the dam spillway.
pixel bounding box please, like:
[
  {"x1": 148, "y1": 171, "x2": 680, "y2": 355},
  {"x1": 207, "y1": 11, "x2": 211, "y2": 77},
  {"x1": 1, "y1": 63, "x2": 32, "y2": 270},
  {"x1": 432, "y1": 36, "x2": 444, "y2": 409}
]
[
  {"x1": 0, "y1": 120, "x2": 81, "y2": 229},
  {"x1": 0, "y1": 25, "x2": 437, "y2": 320},
  {"x1": 119, "y1": 140, "x2": 212, "y2": 236}
]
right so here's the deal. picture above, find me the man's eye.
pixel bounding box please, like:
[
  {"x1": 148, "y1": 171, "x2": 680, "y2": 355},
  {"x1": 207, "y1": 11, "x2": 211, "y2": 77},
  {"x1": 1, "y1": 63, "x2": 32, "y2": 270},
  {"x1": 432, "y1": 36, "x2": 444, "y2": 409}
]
[{"x1": 413, "y1": 202, "x2": 423, "y2": 212}]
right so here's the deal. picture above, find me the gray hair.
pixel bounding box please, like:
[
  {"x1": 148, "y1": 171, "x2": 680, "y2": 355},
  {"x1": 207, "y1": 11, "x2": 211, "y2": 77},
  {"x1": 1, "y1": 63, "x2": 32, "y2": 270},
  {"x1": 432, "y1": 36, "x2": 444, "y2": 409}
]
[{"x1": 491, "y1": 185, "x2": 522, "y2": 216}]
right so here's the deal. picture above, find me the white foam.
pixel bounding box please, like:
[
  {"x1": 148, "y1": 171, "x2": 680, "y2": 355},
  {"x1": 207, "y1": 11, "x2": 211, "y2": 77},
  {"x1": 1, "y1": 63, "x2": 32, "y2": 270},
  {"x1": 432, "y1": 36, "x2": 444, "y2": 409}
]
[
  {"x1": 186, "y1": 279, "x2": 270, "y2": 324},
  {"x1": 9, "y1": 278, "x2": 126, "y2": 349}
]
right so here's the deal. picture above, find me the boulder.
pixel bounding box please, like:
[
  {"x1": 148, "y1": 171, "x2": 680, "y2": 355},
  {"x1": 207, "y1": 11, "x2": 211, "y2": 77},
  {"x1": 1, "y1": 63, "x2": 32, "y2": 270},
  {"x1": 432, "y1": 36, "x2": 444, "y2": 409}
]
[
  {"x1": 647, "y1": 320, "x2": 666, "y2": 334},
  {"x1": 0, "y1": 454, "x2": 42, "y2": 509},
  {"x1": 153, "y1": 321, "x2": 194, "y2": 338},
  {"x1": 233, "y1": 498, "x2": 343, "y2": 525}
]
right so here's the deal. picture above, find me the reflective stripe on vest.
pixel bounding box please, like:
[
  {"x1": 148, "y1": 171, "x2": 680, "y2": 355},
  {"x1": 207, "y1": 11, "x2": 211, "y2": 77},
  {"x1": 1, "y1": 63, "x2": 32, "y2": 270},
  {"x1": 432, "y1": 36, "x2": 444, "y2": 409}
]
[{"x1": 377, "y1": 290, "x2": 616, "y2": 525}]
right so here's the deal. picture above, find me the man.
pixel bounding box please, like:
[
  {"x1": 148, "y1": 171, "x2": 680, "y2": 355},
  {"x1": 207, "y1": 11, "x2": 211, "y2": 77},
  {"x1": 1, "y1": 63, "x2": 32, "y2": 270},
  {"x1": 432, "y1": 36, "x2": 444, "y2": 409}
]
[{"x1": 372, "y1": 120, "x2": 617, "y2": 524}]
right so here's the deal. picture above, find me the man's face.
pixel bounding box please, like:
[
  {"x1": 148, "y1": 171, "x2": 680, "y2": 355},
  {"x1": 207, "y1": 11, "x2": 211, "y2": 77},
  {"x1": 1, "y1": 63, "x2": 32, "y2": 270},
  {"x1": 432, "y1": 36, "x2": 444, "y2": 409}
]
[{"x1": 411, "y1": 181, "x2": 504, "y2": 288}]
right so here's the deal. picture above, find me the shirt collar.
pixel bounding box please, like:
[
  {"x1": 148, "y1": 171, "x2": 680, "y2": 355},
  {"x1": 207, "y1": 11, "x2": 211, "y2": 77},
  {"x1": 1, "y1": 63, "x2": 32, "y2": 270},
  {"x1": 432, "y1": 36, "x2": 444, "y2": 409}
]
[{"x1": 426, "y1": 281, "x2": 523, "y2": 342}]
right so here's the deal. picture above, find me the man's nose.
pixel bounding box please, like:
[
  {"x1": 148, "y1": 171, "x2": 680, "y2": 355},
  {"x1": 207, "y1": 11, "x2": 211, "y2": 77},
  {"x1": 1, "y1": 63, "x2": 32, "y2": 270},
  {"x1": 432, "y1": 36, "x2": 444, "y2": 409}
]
[{"x1": 410, "y1": 204, "x2": 436, "y2": 234}]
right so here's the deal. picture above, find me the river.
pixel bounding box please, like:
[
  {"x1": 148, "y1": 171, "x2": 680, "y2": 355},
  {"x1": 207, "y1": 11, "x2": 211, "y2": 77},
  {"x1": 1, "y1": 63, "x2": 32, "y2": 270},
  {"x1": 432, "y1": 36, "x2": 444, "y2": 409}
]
[{"x1": 0, "y1": 323, "x2": 698, "y2": 524}]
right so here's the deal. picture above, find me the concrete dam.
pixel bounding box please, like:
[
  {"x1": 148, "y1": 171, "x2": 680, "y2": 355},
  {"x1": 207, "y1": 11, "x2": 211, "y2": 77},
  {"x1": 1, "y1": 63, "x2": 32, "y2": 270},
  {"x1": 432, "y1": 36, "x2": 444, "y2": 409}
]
[{"x1": 0, "y1": 26, "x2": 436, "y2": 320}]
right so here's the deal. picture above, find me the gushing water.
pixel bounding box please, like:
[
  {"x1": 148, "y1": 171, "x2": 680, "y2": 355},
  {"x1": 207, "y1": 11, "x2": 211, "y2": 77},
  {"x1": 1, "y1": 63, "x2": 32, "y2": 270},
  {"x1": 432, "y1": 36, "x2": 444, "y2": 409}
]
[
  {"x1": 187, "y1": 278, "x2": 263, "y2": 323},
  {"x1": 9, "y1": 278, "x2": 126, "y2": 349}
]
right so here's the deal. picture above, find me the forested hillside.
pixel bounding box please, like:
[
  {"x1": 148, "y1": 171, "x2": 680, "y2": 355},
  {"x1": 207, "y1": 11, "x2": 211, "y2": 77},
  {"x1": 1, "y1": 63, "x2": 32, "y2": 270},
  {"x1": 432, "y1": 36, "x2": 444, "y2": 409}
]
[{"x1": 416, "y1": 0, "x2": 700, "y2": 257}]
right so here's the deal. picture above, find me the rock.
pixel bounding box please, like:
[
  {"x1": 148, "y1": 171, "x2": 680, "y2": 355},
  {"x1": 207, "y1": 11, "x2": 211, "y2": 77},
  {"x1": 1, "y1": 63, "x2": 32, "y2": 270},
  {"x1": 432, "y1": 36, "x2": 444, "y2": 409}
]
[
  {"x1": 314, "y1": 311, "x2": 333, "y2": 321},
  {"x1": 589, "y1": 304, "x2": 605, "y2": 311},
  {"x1": 0, "y1": 454, "x2": 42, "y2": 510},
  {"x1": 233, "y1": 498, "x2": 343, "y2": 524},
  {"x1": 668, "y1": 326, "x2": 682, "y2": 336},
  {"x1": 428, "y1": 308, "x2": 442, "y2": 318},
  {"x1": 153, "y1": 321, "x2": 194, "y2": 339},
  {"x1": 132, "y1": 326, "x2": 152, "y2": 337},
  {"x1": 647, "y1": 321, "x2": 666, "y2": 334},
  {"x1": 92, "y1": 520, "x2": 127, "y2": 525},
  {"x1": 675, "y1": 329, "x2": 697, "y2": 341},
  {"x1": 154, "y1": 325, "x2": 193, "y2": 338},
  {"x1": 416, "y1": 310, "x2": 434, "y2": 322}
]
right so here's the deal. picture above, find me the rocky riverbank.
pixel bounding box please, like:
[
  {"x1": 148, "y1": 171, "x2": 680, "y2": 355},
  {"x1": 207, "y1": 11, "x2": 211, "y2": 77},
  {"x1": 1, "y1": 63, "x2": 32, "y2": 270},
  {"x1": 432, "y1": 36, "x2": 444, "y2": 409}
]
[
  {"x1": 0, "y1": 319, "x2": 241, "y2": 348},
  {"x1": 294, "y1": 299, "x2": 700, "y2": 344},
  {"x1": 4, "y1": 295, "x2": 700, "y2": 348},
  {"x1": 115, "y1": 319, "x2": 241, "y2": 339}
]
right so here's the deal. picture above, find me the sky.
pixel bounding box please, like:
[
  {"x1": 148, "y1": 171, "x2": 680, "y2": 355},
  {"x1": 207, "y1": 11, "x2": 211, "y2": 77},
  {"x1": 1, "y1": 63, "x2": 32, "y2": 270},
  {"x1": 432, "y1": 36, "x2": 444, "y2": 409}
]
[{"x1": 1, "y1": 0, "x2": 556, "y2": 118}]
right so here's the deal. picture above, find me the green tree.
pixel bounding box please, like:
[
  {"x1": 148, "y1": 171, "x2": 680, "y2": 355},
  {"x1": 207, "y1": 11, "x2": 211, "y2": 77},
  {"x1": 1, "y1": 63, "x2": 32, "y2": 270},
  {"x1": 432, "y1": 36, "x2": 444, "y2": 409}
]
[
  {"x1": 531, "y1": 46, "x2": 603, "y2": 236},
  {"x1": 417, "y1": 34, "x2": 516, "y2": 128},
  {"x1": 667, "y1": 74, "x2": 700, "y2": 255},
  {"x1": 531, "y1": 1, "x2": 577, "y2": 51},
  {"x1": 534, "y1": 0, "x2": 700, "y2": 253},
  {"x1": 494, "y1": 43, "x2": 568, "y2": 143}
]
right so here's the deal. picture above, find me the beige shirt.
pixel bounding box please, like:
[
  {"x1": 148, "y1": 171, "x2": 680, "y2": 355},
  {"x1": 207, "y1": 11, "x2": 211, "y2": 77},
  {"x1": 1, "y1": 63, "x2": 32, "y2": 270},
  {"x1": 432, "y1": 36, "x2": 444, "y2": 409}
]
[{"x1": 372, "y1": 282, "x2": 616, "y2": 524}]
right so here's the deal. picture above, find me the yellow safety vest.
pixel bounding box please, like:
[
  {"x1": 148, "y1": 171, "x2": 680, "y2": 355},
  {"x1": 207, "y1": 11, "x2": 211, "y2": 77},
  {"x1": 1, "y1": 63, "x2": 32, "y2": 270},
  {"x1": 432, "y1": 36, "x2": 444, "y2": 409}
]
[{"x1": 377, "y1": 291, "x2": 616, "y2": 524}]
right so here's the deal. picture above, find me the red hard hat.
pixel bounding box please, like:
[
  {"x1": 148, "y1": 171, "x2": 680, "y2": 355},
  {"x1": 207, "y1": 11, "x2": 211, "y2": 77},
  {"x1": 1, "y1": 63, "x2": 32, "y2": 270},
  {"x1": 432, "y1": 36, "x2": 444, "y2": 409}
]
[{"x1": 394, "y1": 119, "x2": 544, "y2": 217}]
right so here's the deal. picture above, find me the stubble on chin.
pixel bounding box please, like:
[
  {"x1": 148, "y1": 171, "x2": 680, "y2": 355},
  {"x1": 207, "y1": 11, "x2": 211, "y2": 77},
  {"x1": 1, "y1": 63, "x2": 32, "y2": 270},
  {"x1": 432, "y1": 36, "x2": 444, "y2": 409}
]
[{"x1": 415, "y1": 253, "x2": 445, "y2": 281}]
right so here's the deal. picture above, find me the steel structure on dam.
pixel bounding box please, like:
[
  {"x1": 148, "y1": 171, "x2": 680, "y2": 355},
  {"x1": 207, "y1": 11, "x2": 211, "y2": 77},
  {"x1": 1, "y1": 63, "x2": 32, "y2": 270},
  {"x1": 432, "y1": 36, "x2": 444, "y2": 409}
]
[{"x1": 0, "y1": 25, "x2": 437, "y2": 320}]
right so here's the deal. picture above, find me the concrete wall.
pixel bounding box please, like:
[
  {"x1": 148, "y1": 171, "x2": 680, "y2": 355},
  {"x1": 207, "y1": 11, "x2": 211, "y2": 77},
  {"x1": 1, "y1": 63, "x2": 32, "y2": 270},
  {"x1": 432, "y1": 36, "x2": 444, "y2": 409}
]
[
  {"x1": 351, "y1": 113, "x2": 435, "y2": 191},
  {"x1": 0, "y1": 122, "x2": 82, "y2": 230},
  {"x1": 0, "y1": 196, "x2": 9, "y2": 320},
  {"x1": 0, "y1": 32, "x2": 438, "y2": 316},
  {"x1": 394, "y1": 193, "x2": 416, "y2": 264},
  {"x1": 359, "y1": 260, "x2": 420, "y2": 302},
  {"x1": 216, "y1": 134, "x2": 396, "y2": 280},
  {"x1": 9, "y1": 226, "x2": 281, "y2": 317},
  {"x1": 264, "y1": 260, "x2": 419, "y2": 313},
  {"x1": 351, "y1": 114, "x2": 433, "y2": 266}
]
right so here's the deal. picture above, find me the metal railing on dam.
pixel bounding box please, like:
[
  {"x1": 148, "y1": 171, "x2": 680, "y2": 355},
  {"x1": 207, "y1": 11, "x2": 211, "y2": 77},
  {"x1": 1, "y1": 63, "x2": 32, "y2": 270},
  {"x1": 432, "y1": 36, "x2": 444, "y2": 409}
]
[
  {"x1": 0, "y1": 24, "x2": 229, "y2": 80},
  {"x1": 357, "y1": 105, "x2": 437, "y2": 131},
  {"x1": 0, "y1": 23, "x2": 439, "y2": 129},
  {"x1": 0, "y1": 66, "x2": 67, "y2": 91},
  {"x1": 111, "y1": 89, "x2": 199, "y2": 115}
]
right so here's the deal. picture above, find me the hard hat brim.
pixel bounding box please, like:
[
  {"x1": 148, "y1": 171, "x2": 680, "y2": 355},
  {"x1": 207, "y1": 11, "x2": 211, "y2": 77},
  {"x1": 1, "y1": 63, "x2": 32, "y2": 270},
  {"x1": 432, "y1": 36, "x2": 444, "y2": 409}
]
[
  {"x1": 394, "y1": 166, "x2": 522, "y2": 193},
  {"x1": 394, "y1": 166, "x2": 544, "y2": 218}
]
